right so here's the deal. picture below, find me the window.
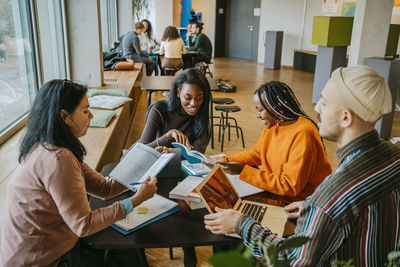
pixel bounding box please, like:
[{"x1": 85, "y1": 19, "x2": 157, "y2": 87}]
[
  {"x1": 35, "y1": 0, "x2": 69, "y2": 82},
  {"x1": 100, "y1": 0, "x2": 118, "y2": 51},
  {"x1": 0, "y1": 0, "x2": 39, "y2": 142}
]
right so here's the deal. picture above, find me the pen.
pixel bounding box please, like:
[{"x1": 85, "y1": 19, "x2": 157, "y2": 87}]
[{"x1": 129, "y1": 182, "x2": 149, "y2": 186}]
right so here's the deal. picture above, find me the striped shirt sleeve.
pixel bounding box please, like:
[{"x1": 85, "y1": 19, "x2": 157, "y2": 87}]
[{"x1": 237, "y1": 204, "x2": 342, "y2": 265}]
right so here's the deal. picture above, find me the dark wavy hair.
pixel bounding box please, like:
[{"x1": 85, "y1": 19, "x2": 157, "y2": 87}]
[
  {"x1": 167, "y1": 68, "x2": 211, "y2": 142},
  {"x1": 162, "y1": 26, "x2": 180, "y2": 42},
  {"x1": 19, "y1": 79, "x2": 87, "y2": 163},
  {"x1": 141, "y1": 19, "x2": 153, "y2": 38}
]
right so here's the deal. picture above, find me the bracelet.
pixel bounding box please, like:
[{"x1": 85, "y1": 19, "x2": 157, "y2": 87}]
[{"x1": 156, "y1": 139, "x2": 160, "y2": 147}]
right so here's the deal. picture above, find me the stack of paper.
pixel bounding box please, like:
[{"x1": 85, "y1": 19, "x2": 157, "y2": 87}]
[{"x1": 169, "y1": 176, "x2": 204, "y2": 203}]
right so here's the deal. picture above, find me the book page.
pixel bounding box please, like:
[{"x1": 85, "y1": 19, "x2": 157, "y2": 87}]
[
  {"x1": 227, "y1": 174, "x2": 264, "y2": 197},
  {"x1": 114, "y1": 194, "x2": 178, "y2": 231},
  {"x1": 189, "y1": 150, "x2": 209, "y2": 163},
  {"x1": 109, "y1": 143, "x2": 161, "y2": 187},
  {"x1": 138, "y1": 153, "x2": 174, "y2": 183}
]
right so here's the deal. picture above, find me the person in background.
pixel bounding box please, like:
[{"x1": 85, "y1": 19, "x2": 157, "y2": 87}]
[
  {"x1": 122, "y1": 22, "x2": 156, "y2": 76},
  {"x1": 159, "y1": 26, "x2": 186, "y2": 70},
  {"x1": 139, "y1": 68, "x2": 211, "y2": 267},
  {"x1": 185, "y1": 22, "x2": 195, "y2": 46},
  {"x1": 204, "y1": 65, "x2": 400, "y2": 266},
  {"x1": 187, "y1": 22, "x2": 212, "y2": 64},
  {"x1": 208, "y1": 81, "x2": 332, "y2": 206},
  {"x1": 139, "y1": 19, "x2": 157, "y2": 63},
  {"x1": 0, "y1": 79, "x2": 157, "y2": 267}
]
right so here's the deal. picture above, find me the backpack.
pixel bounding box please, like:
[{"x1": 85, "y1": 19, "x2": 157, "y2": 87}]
[{"x1": 215, "y1": 79, "x2": 237, "y2": 92}]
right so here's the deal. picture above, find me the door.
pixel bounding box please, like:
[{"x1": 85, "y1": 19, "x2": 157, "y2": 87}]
[{"x1": 226, "y1": 0, "x2": 260, "y2": 61}]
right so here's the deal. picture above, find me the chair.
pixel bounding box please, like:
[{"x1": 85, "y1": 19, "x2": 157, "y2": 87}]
[
  {"x1": 163, "y1": 66, "x2": 182, "y2": 76},
  {"x1": 214, "y1": 105, "x2": 245, "y2": 152},
  {"x1": 195, "y1": 61, "x2": 213, "y2": 78},
  {"x1": 210, "y1": 97, "x2": 235, "y2": 149}
]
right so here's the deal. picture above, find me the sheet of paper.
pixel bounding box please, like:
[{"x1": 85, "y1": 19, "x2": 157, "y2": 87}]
[
  {"x1": 115, "y1": 194, "x2": 178, "y2": 231},
  {"x1": 139, "y1": 153, "x2": 174, "y2": 182},
  {"x1": 227, "y1": 174, "x2": 264, "y2": 197}
]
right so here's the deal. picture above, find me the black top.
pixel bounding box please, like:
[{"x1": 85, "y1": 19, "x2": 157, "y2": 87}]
[
  {"x1": 187, "y1": 33, "x2": 212, "y2": 63},
  {"x1": 140, "y1": 100, "x2": 209, "y2": 153}
]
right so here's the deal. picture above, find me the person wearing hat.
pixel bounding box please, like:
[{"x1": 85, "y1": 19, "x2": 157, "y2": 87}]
[{"x1": 203, "y1": 65, "x2": 400, "y2": 266}]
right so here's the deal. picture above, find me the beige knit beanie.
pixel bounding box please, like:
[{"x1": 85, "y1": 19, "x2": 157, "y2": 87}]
[{"x1": 331, "y1": 65, "x2": 392, "y2": 123}]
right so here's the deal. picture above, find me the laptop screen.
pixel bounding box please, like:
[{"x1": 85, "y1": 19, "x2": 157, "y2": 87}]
[{"x1": 197, "y1": 165, "x2": 240, "y2": 213}]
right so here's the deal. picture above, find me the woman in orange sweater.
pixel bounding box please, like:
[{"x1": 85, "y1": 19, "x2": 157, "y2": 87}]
[{"x1": 214, "y1": 81, "x2": 332, "y2": 205}]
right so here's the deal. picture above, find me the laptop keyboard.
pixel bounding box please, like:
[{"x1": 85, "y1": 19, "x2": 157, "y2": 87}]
[{"x1": 239, "y1": 202, "x2": 267, "y2": 223}]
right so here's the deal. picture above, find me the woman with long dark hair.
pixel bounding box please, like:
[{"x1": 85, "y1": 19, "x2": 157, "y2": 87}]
[
  {"x1": 140, "y1": 68, "x2": 211, "y2": 153},
  {"x1": 211, "y1": 81, "x2": 332, "y2": 205},
  {"x1": 139, "y1": 67, "x2": 211, "y2": 267},
  {"x1": 0, "y1": 79, "x2": 157, "y2": 267},
  {"x1": 139, "y1": 19, "x2": 157, "y2": 62},
  {"x1": 159, "y1": 26, "x2": 186, "y2": 69}
]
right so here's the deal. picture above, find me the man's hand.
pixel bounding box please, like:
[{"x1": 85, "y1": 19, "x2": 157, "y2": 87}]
[
  {"x1": 204, "y1": 207, "x2": 242, "y2": 235},
  {"x1": 166, "y1": 129, "x2": 192, "y2": 148},
  {"x1": 283, "y1": 201, "x2": 304, "y2": 219},
  {"x1": 131, "y1": 177, "x2": 157, "y2": 207}
]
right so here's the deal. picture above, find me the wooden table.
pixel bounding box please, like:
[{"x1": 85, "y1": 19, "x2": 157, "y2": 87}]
[{"x1": 80, "y1": 63, "x2": 143, "y2": 171}]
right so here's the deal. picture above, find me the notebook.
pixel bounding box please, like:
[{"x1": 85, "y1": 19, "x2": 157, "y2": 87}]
[
  {"x1": 112, "y1": 194, "x2": 180, "y2": 235},
  {"x1": 196, "y1": 165, "x2": 288, "y2": 237}
]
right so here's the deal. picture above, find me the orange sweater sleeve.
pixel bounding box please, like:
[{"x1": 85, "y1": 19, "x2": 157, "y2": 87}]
[
  {"x1": 226, "y1": 129, "x2": 265, "y2": 166},
  {"x1": 238, "y1": 130, "x2": 320, "y2": 197}
]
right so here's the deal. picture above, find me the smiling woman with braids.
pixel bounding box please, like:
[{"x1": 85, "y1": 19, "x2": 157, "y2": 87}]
[{"x1": 211, "y1": 81, "x2": 332, "y2": 205}]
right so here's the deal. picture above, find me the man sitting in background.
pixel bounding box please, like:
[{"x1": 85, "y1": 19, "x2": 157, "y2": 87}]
[
  {"x1": 122, "y1": 22, "x2": 156, "y2": 76},
  {"x1": 204, "y1": 65, "x2": 400, "y2": 266}
]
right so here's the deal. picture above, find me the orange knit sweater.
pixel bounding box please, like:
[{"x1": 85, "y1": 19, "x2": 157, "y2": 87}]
[{"x1": 227, "y1": 117, "x2": 332, "y2": 203}]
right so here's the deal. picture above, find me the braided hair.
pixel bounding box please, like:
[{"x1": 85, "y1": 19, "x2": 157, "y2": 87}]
[{"x1": 255, "y1": 81, "x2": 319, "y2": 130}]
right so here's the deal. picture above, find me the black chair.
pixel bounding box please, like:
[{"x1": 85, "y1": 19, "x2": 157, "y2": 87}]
[
  {"x1": 214, "y1": 105, "x2": 245, "y2": 152},
  {"x1": 195, "y1": 61, "x2": 213, "y2": 78},
  {"x1": 162, "y1": 66, "x2": 182, "y2": 76},
  {"x1": 210, "y1": 97, "x2": 235, "y2": 149}
]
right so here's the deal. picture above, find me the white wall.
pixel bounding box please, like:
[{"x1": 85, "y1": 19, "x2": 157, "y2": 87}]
[
  {"x1": 152, "y1": 0, "x2": 173, "y2": 42},
  {"x1": 192, "y1": 0, "x2": 216, "y2": 56},
  {"x1": 257, "y1": 0, "x2": 306, "y2": 66}
]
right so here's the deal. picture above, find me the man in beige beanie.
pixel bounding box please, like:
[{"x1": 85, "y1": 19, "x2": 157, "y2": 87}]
[
  {"x1": 317, "y1": 65, "x2": 392, "y2": 146},
  {"x1": 203, "y1": 65, "x2": 400, "y2": 266}
]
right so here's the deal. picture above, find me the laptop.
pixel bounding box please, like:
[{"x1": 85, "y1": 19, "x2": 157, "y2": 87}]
[{"x1": 196, "y1": 164, "x2": 288, "y2": 237}]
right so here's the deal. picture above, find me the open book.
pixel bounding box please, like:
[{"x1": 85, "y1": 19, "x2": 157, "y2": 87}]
[
  {"x1": 171, "y1": 142, "x2": 209, "y2": 164},
  {"x1": 109, "y1": 142, "x2": 174, "y2": 189},
  {"x1": 169, "y1": 176, "x2": 204, "y2": 203}
]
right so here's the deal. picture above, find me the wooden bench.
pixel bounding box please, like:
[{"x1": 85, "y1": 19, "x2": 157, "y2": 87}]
[
  {"x1": 80, "y1": 63, "x2": 143, "y2": 171},
  {"x1": 293, "y1": 50, "x2": 317, "y2": 73}
]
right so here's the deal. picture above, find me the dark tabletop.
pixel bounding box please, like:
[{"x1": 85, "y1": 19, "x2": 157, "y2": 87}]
[{"x1": 83, "y1": 172, "x2": 240, "y2": 249}]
